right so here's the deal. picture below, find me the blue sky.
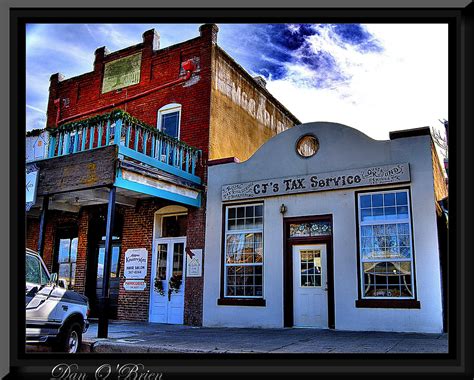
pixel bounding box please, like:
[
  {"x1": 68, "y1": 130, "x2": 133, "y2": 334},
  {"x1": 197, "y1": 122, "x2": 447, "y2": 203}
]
[{"x1": 26, "y1": 23, "x2": 448, "y2": 140}]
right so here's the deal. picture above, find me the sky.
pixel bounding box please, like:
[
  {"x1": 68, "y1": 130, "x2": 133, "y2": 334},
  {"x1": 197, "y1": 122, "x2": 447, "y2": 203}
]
[{"x1": 25, "y1": 23, "x2": 448, "y2": 142}]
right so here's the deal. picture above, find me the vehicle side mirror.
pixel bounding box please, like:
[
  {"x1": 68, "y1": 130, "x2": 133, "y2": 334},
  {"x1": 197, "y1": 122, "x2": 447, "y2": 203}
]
[{"x1": 49, "y1": 273, "x2": 66, "y2": 288}]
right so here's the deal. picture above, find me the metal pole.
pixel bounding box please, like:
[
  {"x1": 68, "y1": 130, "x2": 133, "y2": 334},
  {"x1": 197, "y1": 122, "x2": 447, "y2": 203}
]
[
  {"x1": 98, "y1": 186, "x2": 116, "y2": 338},
  {"x1": 37, "y1": 195, "x2": 49, "y2": 256}
]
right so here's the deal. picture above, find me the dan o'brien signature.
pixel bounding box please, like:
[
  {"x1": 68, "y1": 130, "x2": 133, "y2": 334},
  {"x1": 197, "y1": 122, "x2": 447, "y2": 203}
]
[{"x1": 51, "y1": 363, "x2": 163, "y2": 380}]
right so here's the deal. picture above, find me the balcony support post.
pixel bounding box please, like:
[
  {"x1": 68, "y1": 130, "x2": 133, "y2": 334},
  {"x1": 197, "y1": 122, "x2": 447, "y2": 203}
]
[{"x1": 98, "y1": 186, "x2": 116, "y2": 339}]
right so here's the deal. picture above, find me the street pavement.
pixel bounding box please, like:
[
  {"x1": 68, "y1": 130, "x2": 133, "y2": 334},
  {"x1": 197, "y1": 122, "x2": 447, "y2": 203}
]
[{"x1": 81, "y1": 320, "x2": 448, "y2": 353}]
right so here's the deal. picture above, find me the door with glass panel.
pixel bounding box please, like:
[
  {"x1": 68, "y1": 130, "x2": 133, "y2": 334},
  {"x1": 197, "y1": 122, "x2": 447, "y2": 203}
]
[
  {"x1": 149, "y1": 238, "x2": 186, "y2": 324},
  {"x1": 95, "y1": 242, "x2": 121, "y2": 319},
  {"x1": 54, "y1": 227, "x2": 78, "y2": 290},
  {"x1": 293, "y1": 244, "x2": 328, "y2": 328}
]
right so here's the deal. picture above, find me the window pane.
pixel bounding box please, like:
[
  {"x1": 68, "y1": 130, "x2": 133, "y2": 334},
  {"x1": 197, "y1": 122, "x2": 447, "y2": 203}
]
[
  {"x1": 361, "y1": 225, "x2": 373, "y2": 237},
  {"x1": 58, "y1": 264, "x2": 70, "y2": 285},
  {"x1": 372, "y1": 194, "x2": 383, "y2": 207},
  {"x1": 156, "y1": 244, "x2": 167, "y2": 280},
  {"x1": 70, "y1": 238, "x2": 78, "y2": 262},
  {"x1": 360, "y1": 195, "x2": 371, "y2": 208},
  {"x1": 360, "y1": 208, "x2": 372, "y2": 222},
  {"x1": 58, "y1": 239, "x2": 71, "y2": 263},
  {"x1": 397, "y1": 223, "x2": 410, "y2": 235},
  {"x1": 396, "y1": 191, "x2": 408, "y2": 205},
  {"x1": 397, "y1": 206, "x2": 409, "y2": 219},
  {"x1": 70, "y1": 263, "x2": 76, "y2": 287},
  {"x1": 172, "y1": 243, "x2": 184, "y2": 278},
  {"x1": 384, "y1": 193, "x2": 395, "y2": 206},
  {"x1": 384, "y1": 207, "x2": 396, "y2": 218},
  {"x1": 161, "y1": 111, "x2": 179, "y2": 138}
]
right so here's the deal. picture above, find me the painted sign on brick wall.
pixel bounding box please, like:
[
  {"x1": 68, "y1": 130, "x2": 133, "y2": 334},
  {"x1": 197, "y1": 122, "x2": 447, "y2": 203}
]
[
  {"x1": 222, "y1": 163, "x2": 410, "y2": 201},
  {"x1": 102, "y1": 52, "x2": 142, "y2": 93}
]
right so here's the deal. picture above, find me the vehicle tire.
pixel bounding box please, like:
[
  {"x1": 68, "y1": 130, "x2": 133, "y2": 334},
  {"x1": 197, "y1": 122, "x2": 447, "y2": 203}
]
[{"x1": 55, "y1": 321, "x2": 82, "y2": 353}]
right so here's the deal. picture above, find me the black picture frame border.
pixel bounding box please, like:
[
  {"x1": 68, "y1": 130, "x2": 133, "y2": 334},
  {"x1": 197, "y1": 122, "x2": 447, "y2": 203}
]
[{"x1": 8, "y1": 5, "x2": 473, "y2": 379}]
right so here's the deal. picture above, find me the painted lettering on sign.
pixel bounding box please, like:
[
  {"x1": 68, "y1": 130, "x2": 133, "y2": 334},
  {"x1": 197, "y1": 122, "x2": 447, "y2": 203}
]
[
  {"x1": 124, "y1": 248, "x2": 148, "y2": 279},
  {"x1": 222, "y1": 163, "x2": 410, "y2": 201},
  {"x1": 123, "y1": 280, "x2": 147, "y2": 291}
]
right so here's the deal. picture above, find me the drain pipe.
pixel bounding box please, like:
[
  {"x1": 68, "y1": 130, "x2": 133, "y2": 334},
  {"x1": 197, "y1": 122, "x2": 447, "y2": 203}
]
[{"x1": 55, "y1": 59, "x2": 196, "y2": 126}]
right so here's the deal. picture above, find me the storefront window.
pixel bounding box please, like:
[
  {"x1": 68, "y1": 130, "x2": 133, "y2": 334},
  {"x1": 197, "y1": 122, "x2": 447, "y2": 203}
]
[
  {"x1": 224, "y1": 203, "x2": 263, "y2": 298},
  {"x1": 57, "y1": 237, "x2": 78, "y2": 290},
  {"x1": 358, "y1": 189, "x2": 415, "y2": 299}
]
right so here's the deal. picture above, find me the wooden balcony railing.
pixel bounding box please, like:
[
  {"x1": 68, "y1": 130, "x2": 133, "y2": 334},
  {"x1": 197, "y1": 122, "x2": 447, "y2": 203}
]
[{"x1": 47, "y1": 110, "x2": 202, "y2": 184}]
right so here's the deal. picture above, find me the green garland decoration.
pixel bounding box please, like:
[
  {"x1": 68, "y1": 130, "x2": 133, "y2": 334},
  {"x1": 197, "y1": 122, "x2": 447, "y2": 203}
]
[
  {"x1": 154, "y1": 278, "x2": 165, "y2": 296},
  {"x1": 168, "y1": 274, "x2": 182, "y2": 294},
  {"x1": 25, "y1": 128, "x2": 45, "y2": 137},
  {"x1": 46, "y1": 109, "x2": 201, "y2": 155}
]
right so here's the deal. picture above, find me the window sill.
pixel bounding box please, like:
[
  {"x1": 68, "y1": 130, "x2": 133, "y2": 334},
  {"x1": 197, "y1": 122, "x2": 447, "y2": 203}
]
[
  {"x1": 355, "y1": 299, "x2": 420, "y2": 309},
  {"x1": 217, "y1": 298, "x2": 266, "y2": 307}
]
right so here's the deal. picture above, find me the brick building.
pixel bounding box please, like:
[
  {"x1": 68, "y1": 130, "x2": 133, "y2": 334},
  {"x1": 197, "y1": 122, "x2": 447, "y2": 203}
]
[{"x1": 25, "y1": 24, "x2": 300, "y2": 325}]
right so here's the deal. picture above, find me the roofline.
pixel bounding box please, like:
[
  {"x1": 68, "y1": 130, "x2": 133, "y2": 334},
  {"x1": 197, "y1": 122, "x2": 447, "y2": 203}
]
[
  {"x1": 54, "y1": 35, "x2": 202, "y2": 85},
  {"x1": 215, "y1": 46, "x2": 301, "y2": 125},
  {"x1": 389, "y1": 127, "x2": 431, "y2": 140}
]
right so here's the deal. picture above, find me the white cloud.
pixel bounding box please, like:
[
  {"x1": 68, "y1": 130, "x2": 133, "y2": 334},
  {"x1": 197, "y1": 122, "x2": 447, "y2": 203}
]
[{"x1": 266, "y1": 24, "x2": 448, "y2": 141}]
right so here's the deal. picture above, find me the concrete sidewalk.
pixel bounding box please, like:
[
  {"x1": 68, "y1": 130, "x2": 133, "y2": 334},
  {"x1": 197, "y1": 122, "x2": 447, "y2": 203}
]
[{"x1": 82, "y1": 320, "x2": 448, "y2": 353}]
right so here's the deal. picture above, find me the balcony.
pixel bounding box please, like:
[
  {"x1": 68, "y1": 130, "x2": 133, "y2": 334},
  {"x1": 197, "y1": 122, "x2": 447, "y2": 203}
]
[{"x1": 26, "y1": 110, "x2": 203, "y2": 210}]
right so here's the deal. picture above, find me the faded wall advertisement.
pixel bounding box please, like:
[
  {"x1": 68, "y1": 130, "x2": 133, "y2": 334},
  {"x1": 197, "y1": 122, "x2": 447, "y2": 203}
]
[
  {"x1": 214, "y1": 56, "x2": 294, "y2": 134},
  {"x1": 102, "y1": 52, "x2": 142, "y2": 93}
]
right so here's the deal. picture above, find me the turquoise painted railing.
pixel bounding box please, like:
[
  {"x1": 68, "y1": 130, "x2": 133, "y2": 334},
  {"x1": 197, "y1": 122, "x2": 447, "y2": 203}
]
[{"x1": 47, "y1": 115, "x2": 202, "y2": 183}]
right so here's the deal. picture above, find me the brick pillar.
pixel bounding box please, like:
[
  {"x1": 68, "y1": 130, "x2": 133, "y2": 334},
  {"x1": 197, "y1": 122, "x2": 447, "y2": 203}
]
[
  {"x1": 183, "y1": 194, "x2": 207, "y2": 326},
  {"x1": 199, "y1": 23, "x2": 219, "y2": 45},
  {"x1": 117, "y1": 201, "x2": 159, "y2": 321},
  {"x1": 26, "y1": 217, "x2": 39, "y2": 252},
  {"x1": 73, "y1": 208, "x2": 90, "y2": 294}
]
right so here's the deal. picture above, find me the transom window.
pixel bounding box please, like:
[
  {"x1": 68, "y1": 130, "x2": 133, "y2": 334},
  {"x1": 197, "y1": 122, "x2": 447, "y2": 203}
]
[
  {"x1": 358, "y1": 189, "x2": 415, "y2": 299},
  {"x1": 224, "y1": 203, "x2": 263, "y2": 298}
]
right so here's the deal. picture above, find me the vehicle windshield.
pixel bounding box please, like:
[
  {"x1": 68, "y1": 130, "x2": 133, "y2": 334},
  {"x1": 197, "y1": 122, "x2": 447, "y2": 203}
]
[{"x1": 26, "y1": 254, "x2": 49, "y2": 285}]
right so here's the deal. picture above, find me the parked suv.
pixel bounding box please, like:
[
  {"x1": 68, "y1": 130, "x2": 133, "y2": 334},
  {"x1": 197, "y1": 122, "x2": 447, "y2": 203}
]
[{"x1": 25, "y1": 249, "x2": 89, "y2": 353}]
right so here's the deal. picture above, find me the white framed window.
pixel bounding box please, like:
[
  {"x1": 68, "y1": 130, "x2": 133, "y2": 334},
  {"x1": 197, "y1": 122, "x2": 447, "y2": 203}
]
[
  {"x1": 358, "y1": 189, "x2": 415, "y2": 299},
  {"x1": 224, "y1": 203, "x2": 264, "y2": 298},
  {"x1": 157, "y1": 103, "x2": 181, "y2": 139}
]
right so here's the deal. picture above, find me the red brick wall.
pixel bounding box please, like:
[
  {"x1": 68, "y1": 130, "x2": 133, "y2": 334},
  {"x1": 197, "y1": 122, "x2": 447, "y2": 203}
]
[
  {"x1": 74, "y1": 209, "x2": 90, "y2": 294},
  {"x1": 117, "y1": 200, "x2": 161, "y2": 321},
  {"x1": 46, "y1": 26, "x2": 214, "y2": 163},
  {"x1": 26, "y1": 217, "x2": 39, "y2": 252}
]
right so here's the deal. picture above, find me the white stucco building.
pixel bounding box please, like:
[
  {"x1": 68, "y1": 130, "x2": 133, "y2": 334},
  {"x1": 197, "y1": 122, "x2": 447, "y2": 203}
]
[{"x1": 203, "y1": 122, "x2": 448, "y2": 333}]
